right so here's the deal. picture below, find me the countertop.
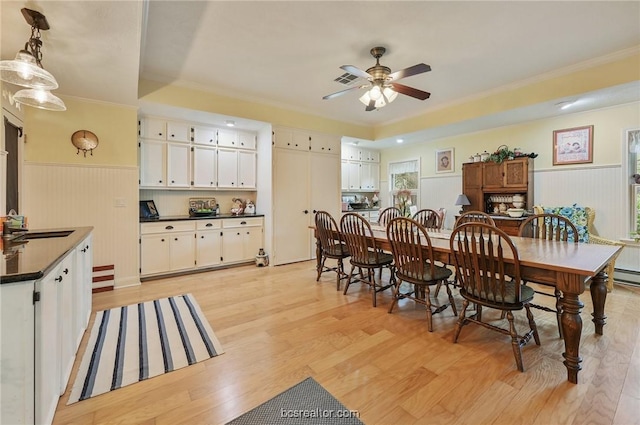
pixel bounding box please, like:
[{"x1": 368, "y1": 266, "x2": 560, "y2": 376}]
[
  {"x1": 341, "y1": 208, "x2": 381, "y2": 213},
  {"x1": 0, "y1": 226, "x2": 93, "y2": 284},
  {"x1": 140, "y1": 213, "x2": 264, "y2": 223}
]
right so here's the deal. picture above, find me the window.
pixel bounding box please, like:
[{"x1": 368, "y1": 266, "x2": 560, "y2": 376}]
[{"x1": 389, "y1": 159, "x2": 419, "y2": 216}]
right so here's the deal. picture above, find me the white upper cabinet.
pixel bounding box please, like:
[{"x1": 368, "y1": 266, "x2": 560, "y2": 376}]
[
  {"x1": 192, "y1": 146, "x2": 217, "y2": 188},
  {"x1": 310, "y1": 132, "x2": 340, "y2": 155},
  {"x1": 217, "y1": 128, "x2": 238, "y2": 148},
  {"x1": 193, "y1": 125, "x2": 217, "y2": 146},
  {"x1": 167, "y1": 144, "x2": 190, "y2": 187},
  {"x1": 139, "y1": 140, "x2": 166, "y2": 187},
  {"x1": 140, "y1": 117, "x2": 190, "y2": 143},
  {"x1": 217, "y1": 149, "x2": 238, "y2": 188},
  {"x1": 237, "y1": 130, "x2": 257, "y2": 150},
  {"x1": 273, "y1": 127, "x2": 310, "y2": 151},
  {"x1": 238, "y1": 150, "x2": 257, "y2": 189}
]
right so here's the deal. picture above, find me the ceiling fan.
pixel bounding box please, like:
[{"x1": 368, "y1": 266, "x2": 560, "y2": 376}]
[{"x1": 323, "y1": 46, "x2": 431, "y2": 111}]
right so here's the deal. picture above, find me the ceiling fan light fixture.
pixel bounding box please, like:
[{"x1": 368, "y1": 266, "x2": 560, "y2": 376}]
[
  {"x1": 359, "y1": 86, "x2": 397, "y2": 109},
  {"x1": 13, "y1": 88, "x2": 66, "y2": 111}
]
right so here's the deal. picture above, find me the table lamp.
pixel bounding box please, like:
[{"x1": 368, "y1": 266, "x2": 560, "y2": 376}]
[{"x1": 455, "y1": 194, "x2": 471, "y2": 214}]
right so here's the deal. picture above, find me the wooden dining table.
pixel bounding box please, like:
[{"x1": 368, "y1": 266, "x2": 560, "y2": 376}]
[{"x1": 312, "y1": 224, "x2": 624, "y2": 384}]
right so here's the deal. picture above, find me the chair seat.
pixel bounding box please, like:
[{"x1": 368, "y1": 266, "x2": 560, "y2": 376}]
[
  {"x1": 462, "y1": 280, "x2": 535, "y2": 305},
  {"x1": 324, "y1": 243, "x2": 349, "y2": 258},
  {"x1": 397, "y1": 260, "x2": 452, "y2": 283},
  {"x1": 351, "y1": 251, "x2": 394, "y2": 268}
]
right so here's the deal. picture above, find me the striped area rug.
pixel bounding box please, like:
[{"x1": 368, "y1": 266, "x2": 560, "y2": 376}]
[{"x1": 68, "y1": 293, "x2": 224, "y2": 404}]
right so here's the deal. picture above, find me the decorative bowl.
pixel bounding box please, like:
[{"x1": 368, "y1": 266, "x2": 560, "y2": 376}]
[
  {"x1": 506, "y1": 208, "x2": 525, "y2": 218},
  {"x1": 349, "y1": 202, "x2": 368, "y2": 210}
]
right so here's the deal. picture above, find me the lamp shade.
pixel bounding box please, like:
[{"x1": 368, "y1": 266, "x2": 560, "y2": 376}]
[
  {"x1": 455, "y1": 194, "x2": 471, "y2": 206},
  {"x1": 13, "y1": 88, "x2": 66, "y2": 111},
  {"x1": 359, "y1": 86, "x2": 398, "y2": 109},
  {"x1": 0, "y1": 51, "x2": 59, "y2": 90}
]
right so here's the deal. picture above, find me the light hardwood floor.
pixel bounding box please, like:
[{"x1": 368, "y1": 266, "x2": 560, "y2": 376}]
[{"x1": 54, "y1": 261, "x2": 640, "y2": 425}]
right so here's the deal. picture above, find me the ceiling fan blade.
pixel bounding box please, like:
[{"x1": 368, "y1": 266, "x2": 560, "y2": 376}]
[
  {"x1": 339, "y1": 65, "x2": 372, "y2": 79},
  {"x1": 390, "y1": 83, "x2": 431, "y2": 100},
  {"x1": 387, "y1": 63, "x2": 431, "y2": 81},
  {"x1": 365, "y1": 99, "x2": 376, "y2": 112},
  {"x1": 322, "y1": 85, "x2": 367, "y2": 100}
]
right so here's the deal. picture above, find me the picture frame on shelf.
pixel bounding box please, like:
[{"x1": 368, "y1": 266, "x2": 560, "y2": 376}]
[
  {"x1": 436, "y1": 148, "x2": 454, "y2": 173},
  {"x1": 553, "y1": 125, "x2": 593, "y2": 165}
]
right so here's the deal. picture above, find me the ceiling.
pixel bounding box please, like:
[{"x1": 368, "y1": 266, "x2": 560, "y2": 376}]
[{"x1": 2, "y1": 1, "x2": 640, "y2": 148}]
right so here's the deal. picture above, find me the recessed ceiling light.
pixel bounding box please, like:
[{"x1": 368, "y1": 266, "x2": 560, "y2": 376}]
[
  {"x1": 397, "y1": 139, "x2": 404, "y2": 144},
  {"x1": 225, "y1": 120, "x2": 235, "y2": 127}
]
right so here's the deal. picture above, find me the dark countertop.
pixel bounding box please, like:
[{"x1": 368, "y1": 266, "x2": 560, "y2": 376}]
[
  {"x1": 0, "y1": 226, "x2": 93, "y2": 284},
  {"x1": 341, "y1": 208, "x2": 380, "y2": 213},
  {"x1": 140, "y1": 213, "x2": 264, "y2": 223}
]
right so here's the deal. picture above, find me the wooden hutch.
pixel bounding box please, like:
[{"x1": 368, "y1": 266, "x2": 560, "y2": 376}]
[{"x1": 461, "y1": 157, "x2": 534, "y2": 236}]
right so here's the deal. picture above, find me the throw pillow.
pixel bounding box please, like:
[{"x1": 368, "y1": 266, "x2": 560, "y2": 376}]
[{"x1": 542, "y1": 204, "x2": 589, "y2": 243}]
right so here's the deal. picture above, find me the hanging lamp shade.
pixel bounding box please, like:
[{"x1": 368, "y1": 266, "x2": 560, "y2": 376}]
[
  {"x1": 0, "y1": 50, "x2": 59, "y2": 90},
  {"x1": 13, "y1": 88, "x2": 66, "y2": 111},
  {"x1": 359, "y1": 86, "x2": 398, "y2": 109}
]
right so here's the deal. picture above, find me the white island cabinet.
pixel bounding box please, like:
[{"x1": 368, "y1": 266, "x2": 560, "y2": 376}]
[{"x1": 1, "y1": 229, "x2": 93, "y2": 425}]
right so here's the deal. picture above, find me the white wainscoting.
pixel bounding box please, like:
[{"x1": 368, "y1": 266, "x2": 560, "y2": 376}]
[
  {"x1": 23, "y1": 163, "x2": 140, "y2": 288},
  {"x1": 419, "y1": 175, "x2": 463, "y2": 229}
]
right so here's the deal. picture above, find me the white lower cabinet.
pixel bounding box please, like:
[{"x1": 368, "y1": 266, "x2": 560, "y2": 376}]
[
  {"x1": 140, "y1": 218, "x2": 263, "y2": 277},
  {"x1": 196, "y1": 220, "x2": 222, "y2": 268},
  {"x1": 1, "y1": 231, "x2": 93, "y2": 425},
  {"x1": 140, "y1": 221, "x2": 196, "y2": 275},
  {"x1": 222, "y1": 218, "x2": 263, "y2": 263}
]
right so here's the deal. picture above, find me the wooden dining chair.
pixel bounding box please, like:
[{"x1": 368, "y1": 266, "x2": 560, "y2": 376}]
[
  {"x1": 314, "y1": 211, "x2": 351, "y2": 290},
  {"x1": 412, "y1": 208, "x2": 442, "y2": 230},
  {"x1": 454, "y1": 210, "x2": 496, "y2": 227},
  {"x1": 340, "y1": 212, "x2": 395, "y2": 307},
  {"x1": 378, "y1": 207, "x2": 402, "y2": 227},
  {"x1": 386, "y1": 217, "x2": 457, "y2": 331},
  {"x1": 450, "y1": 222, "x2": 540, "y2": 372},
  {"x1": 518, "y1": 213, "x2": 578, "y2": 338}
]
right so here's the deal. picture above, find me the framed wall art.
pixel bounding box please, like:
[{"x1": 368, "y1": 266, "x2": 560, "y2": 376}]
[
  {"x1": 436, "y1": 148, "x2": 454, "y2": 173},
  {"x1": 553, "y1": 125, "x2": 593, "y2": 165}
]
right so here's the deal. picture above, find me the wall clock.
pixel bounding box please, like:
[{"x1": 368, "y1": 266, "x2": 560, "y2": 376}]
[{"x1": 71, "y1": 130, "x2": 99, "y2": 157}]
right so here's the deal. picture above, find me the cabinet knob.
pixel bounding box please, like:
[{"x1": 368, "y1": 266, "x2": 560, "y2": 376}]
[
  {"x1": 166, "y1": 225, "x2": 174, "y2": 230},
  {"x1": 206, "y1": 223, "x2": 213, "y2": 227},
  {"x1": 240, "y1": 221, "x2": 247, "y2": 225},
  {"x1": 158, "y1": 133, "x2": 163, "y2": 136},
  {"x1": 159, "y1": 180, "x2": 163, "y2": 183},
  {"x1": 171, "y1": 134, "x2": 175, "y2": 138},
  {"x1": 201, "y1": 235, "x2": 205, "y2": 239},
  {"x1": 303, "y1": 210, "x2": 309, "y2": 214},
  {"x1": 161, "y1": 238, "x2": 165, "y2": 242},
  {"x1": 175, "y1": 238, "x2": 178, "y2": 241},
  {"x1": 171, "y1": 180, "x2": 175, "y2": 183}
]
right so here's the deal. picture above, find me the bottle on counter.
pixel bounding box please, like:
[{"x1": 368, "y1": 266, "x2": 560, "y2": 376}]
[{"x1": 215, "y1": 204, "x2": 220, "y2": 215}]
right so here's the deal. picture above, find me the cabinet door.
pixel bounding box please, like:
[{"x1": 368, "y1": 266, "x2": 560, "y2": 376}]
[
  {"x1": 482, "y1": 162, "x2": 504, "y2": 189},
  {"x1": 341, "y1": 160, "x2": 349, "y2": 190},
  {"x1": 57, "y1": 254, "x2": 75, "y2": 395},
  {"x1": 243, "y1": 227, "x2": 263, "y2": 260},
  {"x1": 237, "y1": 130, "x2": 256, "y2": 150},
  {"x1": 217, "y1": 128, "x2": 238, "y2": 148},
  {"x1": 273, "y1": 149, "x2": 310, "y2": 265},
  {"x1": 360, "y1": 162, "x2": 380, "y2": 190},
  {"x1": 192, "y1": 146, "x2": 217, "y2": 188},
  {"x1": 348, "y1": 162, "x2": 361, "y2": 190},
  {"x1": 75, "y1": 235, "x2": 92, "y2": 342},
  {"x1": 217, "y1": 149, "x2": 238, "y2": 188},
  {"x1": 166, "y1": 121, "x2": 191, "y2": 143},
  {"x1": 310, "y1": 133, "x2": 340, "y2": 154},
  {"x1": 370, "y1": 162, "x2": 380, "y2": 190},
  {"x1": 238, "y1": 150, "x2": 257, "y2": 189},
  {"x1": 139, "y1": 140, "x2": 166, "y2": 187},
  {"x1": 196, "y1": 231, "x2": 222, "y2": 267},
  {"x1": 167, "y1": 143, "x2": 190, "y2": 187},
  {"x1": 462, "y1": 162, "x2": 483, "y2": 211},
  {"x1": 141, "y1": 234, "x2": 171, "y2": 275},
  {"x1": 221, "y1": 229, "x2": 244, "y2": 263},
  {"x1": 141, "y1": 117, "x2": 166, "y2": 140},
  {"x1": 341, "y1": 144, "x2": 354, "y2": 160},
  {"x1": 35, "y1": 267, "x2": 61, "y2": 425},
  {"x1": 503, "y1": 159, "x2": 528, "y2": 188},
  {"x1": 309, "y1": 153, "x2": 340, "y2": 258},
  {"x1": 170, "y1": 232, "x2": 196, "y2": 271},
  {"x1": 193, "y1": 125, "x2": 217, "y2": 146},
  {"x1": 273, "y1": 127, "x2": 310, "y2": 151}
]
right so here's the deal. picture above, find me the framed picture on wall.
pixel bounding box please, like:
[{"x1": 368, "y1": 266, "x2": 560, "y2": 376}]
[
  {"x1": 436, "y1": 148, "x2": 454, "y2": 173},
  {"x1": 553, "y1": 125, "x2": 593, "y2": 165}
]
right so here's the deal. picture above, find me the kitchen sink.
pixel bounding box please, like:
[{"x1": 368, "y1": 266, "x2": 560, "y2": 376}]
[{"x1": 20, "y1": 230, "x2": 74, "y2": 240}]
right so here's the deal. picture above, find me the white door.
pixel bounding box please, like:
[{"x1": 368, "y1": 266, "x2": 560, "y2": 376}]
[
  {"x1": 348, "y1": 162, "x2": 360, "y2": 190},
  {"x1": 139, "y1": 140, "x2": 166, "y2": 187},
  {"x1": 140, "y1": 234, "x2": 171, "y2": 275},
  {"x1": 57, "y1": 255, "x2": 75, "y2": 395},
  {"x1": 222, "y1": 229, "x2": 244, "y2": 263},
  {"x1": 141, "y1": 117, "x2": 166, "y2": 140},
  {"x1": 196, "y1": 231, "x2": 222, "y2": 267},
  {"x1": 217, "y1": 149, "x2": 238, "y2": 188},
  {"x1": 170, "y1": 232, "x2": 196, "y2": 271},
  {"x1": 310, "y1": 153, "x2": 341, "y2": 258},
  {"x1": 238, "y1": 150, "x2": 257, "y2": 189},
  {"x1": 192, "y1": 125, "x2": 217, "y2": 146},
  {"x1": 192, "y1": 146, "x2": 217, "y2": 188},
  {"x1": 273, "y1": 149, "x2": 310, "y2": 265},
  {"x1": 167, "y1": 143, "x2": 190, "y2": 187},
  {"x1": 217, "y1": 128, "x2": 238, "y2": 147},
  {"x1": 237, "y1": 130, "x2": 256, "y2": 149},
  {"x1": 166, "y1": 121, "x2": 191, "y2": 142}
]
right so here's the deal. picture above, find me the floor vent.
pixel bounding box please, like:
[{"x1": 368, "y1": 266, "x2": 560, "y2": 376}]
[{"x1": 92, "y1": 264, "x2": 114, "y2": 293}]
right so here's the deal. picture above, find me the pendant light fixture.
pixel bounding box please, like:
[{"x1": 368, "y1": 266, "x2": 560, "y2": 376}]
[{"x1": 0, "y1": 8, "x2": 66, "y2": 111}]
